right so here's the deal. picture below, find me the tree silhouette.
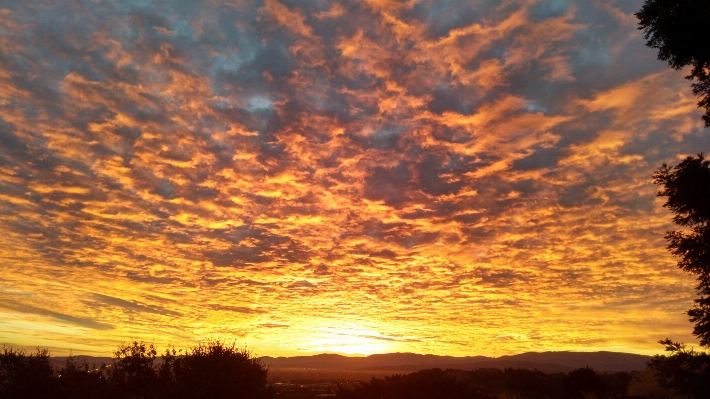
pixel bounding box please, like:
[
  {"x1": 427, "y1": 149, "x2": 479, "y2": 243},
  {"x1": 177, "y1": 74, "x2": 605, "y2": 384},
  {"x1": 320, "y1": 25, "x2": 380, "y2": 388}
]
[
  {"x1": 648, "y1": 339, "x2": 710, "y2": 399},
  {"x1": 57, "y1": 356, "x2": 108, "y2": 399},
  {"x1": 164, "y1": 340, "x2": 272, "y2": 399},
  {"x1": 562, "y1": 367, "x2": 605, "y2": 399},
  {"x1": 651, "y1": 154, "x2": 710, "y2": 397},
  {"x1": 337, "y1": 369, "x2": 496, "y2": 399},
  {"x1": 653, "y1": 154, "x2": 710, "y2": 346},
  {"x1": 109, "y1": 341, "x2": 159, "y2": 399},
  {"x1": 0, "y1": 340, "x2": 275, "y2": 399},
  {"x1": 0, "y1": 345, "x2": 643, "y2": 399},
  {"x1": 636, "y1": 0, "x2": 710, "y2": 126},
  {"x1": 0, "y1": 347, "x2": 55, "y2": 399}
]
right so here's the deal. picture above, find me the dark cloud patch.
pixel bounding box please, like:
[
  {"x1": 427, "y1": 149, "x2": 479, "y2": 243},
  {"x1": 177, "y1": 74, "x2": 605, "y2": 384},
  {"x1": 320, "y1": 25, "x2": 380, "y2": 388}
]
[
  {"x1": 283, "y1": 240, "x2": 312, "y2": 263},
  {"x1": 87, "y1": 293, "x2": 181, "y2": 317},
  {"x1": 345, "y1": 125, "x2": 409, "y2": 151},
  {"x1": 370, "y1": 249, "x2": 398, "y2": 259},
  {"x1": 558, "y1": 183, "x2": 604, "y2": 208},
  {"x1": 453, "y1": 212, "x2": 486, "y2": 225},
  {"x1": 312, "y1": 264, "x2": 330, "y2": 275},
  {"x1": 237, "y1": 279, "x2": 271, "y2": 287},
  {"x1": 369, "y1": 128, "x2": 405, "y2": 150},
  {"x1": 512, "y1": 146, "x2": 564, "y2": 171},
  {"x1": 0, "y1": 123, "x2": 29, "y2": 157},
  {"x1": 152, "y1": 178, "x2": 176, "y2": 199},
  {"x1": 415, "y1": 154, "x2": 465, "y2": 196},
  {"x1": 392, "y1": 231, "x2": 440, "y2": 249},
  {"x1": 427, "y1": 87, "x2": 472, "y2": 115},
  {"x1": 529, "y1": 0, "x2": 570, "y2": 22},
  {"x1": 202, "y1": 246, "x2": 271, "y2": 267},
  {"x1": 401, "y1": 209, "x2": 434, "y2": 220},
  {"x1": 189, "y1": 185, "x2": 220, "y2": 201},
  {"x1": 287, "y1": 280, "x2": 315, "y2": 289},
  {"x1": 258, "y1": 323, "x2": 289, "y2": 329},
  {"x1": 430, "y1": 125, "x2": 472, "y2": 144},
  {"x1": 349, "y1": 333, "x2": 421, "y2": 343},
  {"x1": 358, "y1": 219, "x2": 406, "y2": 242},
  {"x1": 124, "y1": 271, "x2": 180, "y2": 285},
  {"x1": 363, "y1": 163, "x2": 412, "y2": 207},
  {"x1": 204, "y1": 227, "x2": 296, "y2": 265},
  {"x1": 408, "y1": 1, "x2": 484, "y2": 40},
  {"x1": 209, "y1": 304, "x2": 267, "y2": 314},
  {"x1": 0, "y1": 302, "x2": 113, "y2": 330}
]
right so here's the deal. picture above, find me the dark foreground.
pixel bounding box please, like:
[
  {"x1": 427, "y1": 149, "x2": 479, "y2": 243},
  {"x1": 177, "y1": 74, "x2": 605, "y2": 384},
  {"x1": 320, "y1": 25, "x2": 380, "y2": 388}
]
[{"x1": 1, "y1": 341, "x2": 708, "y2": 399}]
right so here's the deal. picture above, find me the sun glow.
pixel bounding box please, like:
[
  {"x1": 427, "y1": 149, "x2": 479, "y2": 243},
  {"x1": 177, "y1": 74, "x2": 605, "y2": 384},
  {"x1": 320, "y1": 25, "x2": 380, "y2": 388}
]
[{"x1": 305, "y1": 324, "x2": 395, "y2": 356}]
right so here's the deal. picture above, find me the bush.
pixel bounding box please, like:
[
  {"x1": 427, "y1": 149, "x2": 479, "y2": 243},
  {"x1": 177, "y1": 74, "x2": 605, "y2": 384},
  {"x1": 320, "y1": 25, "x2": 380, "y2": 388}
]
[
  {"x1": 337, "y1": 368, "x2": 496, "y2": 399},
  {"x1": 162, "y1": 340, "x2": 272, "y2": 399},
  {"x1": 57, "y1": 356, "x2": 108, "y2": 399},
  {"x1": 0, "y1": 347, "x2": 55, "y2": 399}
]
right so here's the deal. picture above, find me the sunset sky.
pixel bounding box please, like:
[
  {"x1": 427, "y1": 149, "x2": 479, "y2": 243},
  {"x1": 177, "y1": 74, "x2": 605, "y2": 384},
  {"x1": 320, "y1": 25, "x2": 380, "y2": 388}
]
[{"x1": 1, "y1": 0, "x2": 709, "y2": 358}]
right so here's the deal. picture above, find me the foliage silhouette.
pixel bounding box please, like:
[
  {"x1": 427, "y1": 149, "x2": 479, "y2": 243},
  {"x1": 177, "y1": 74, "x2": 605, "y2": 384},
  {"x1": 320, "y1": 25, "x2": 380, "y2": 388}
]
[
  {"x1": 648, "y1": 339, "x2": 710, "y2": 399},
  {"x1": 461, "y1": 367, "x2": 627, "y2": 399},
  {"x1": 636, "y1": 0, "x2": 710, "y2": 126},
  {"x1": 638, "y1": 1, "x2": 710, "y2": 395},
  {"x1": 562, "y1": 367, "x2": 605, "y2": 399},
  {"x1": 598, "y1": 371, "x2": 633, "y2": 399},
  {"x1": 653, "y1": 154, "x2": 710, "y2": 347},
  {"x1": 161, "y1": 340, "x2": 272, "y2": 399},
  {"x1": 0, "y1": 347, "x2": 55, "y2": 399},
  {"x1": 56, "y1": 356, "x2": 108, "y2": 399},
  {"x1": 465, "y1": 368, "x2": 562, "y2": 399},
  {"x1": 0, "y1": 340, "x2": 273, "y2": 399},
  {"x1": 109, "y1": 341, "x2": 159, "y2": 399},
  {"x1": 651, "y1": 154, "x2": 710, "y2": 397},
  {"x1": 0, "y1": 345, "x2": 639, "y2": 399},
  {"x1": 335, "y1": 367, "x2": 632, "y2": 399},
  {"x1": 337, "y1": 368, "x2": 496, "y2": 399}
]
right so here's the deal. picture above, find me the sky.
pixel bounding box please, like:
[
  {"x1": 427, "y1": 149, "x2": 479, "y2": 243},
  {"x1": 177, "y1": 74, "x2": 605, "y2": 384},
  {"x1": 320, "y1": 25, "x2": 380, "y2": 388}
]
[{"x1": 1, "y1": 0, "x2": 709, "y2": 358}]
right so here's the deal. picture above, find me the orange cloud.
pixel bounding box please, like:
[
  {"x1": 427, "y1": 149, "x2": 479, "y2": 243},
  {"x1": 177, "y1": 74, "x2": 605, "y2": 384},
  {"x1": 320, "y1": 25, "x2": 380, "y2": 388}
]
[{"x1": 0, "y1": 0, "x2": 705, "y2": 359}]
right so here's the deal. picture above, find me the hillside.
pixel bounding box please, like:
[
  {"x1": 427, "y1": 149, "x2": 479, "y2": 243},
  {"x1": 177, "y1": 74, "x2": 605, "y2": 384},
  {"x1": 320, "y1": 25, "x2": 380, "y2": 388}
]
[
  {"x1": 48, "y1": 350, "x2": 650, "y2": 373},
  {"x1": 260, "y1": 351, "x2": 650, "y2": 373}
]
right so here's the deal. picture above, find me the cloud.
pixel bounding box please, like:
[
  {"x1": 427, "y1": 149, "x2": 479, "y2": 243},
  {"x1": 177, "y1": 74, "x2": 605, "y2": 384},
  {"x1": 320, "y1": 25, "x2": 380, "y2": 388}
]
[
  {"x1": 258, "y1": 323, "x2": 289, "y2": 329},
  {"x1": 209, "y1": 305, "x2": 267, "y2": 314},
  {"x1": 0, "y1": 0, "x2": 707, "y2": 357},
  {"x1": 0, "y1": 302, "x2": 113, "y2": 331},
  {"x1": 86, "y1": 293, "x2": 181, "y2": 317}
]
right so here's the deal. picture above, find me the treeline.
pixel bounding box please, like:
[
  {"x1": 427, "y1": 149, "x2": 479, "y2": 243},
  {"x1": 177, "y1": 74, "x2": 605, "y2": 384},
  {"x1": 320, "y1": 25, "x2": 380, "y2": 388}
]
[
  {"x1": 4, "y1": 340, "x2": 707, "y2": 399},
  {"x1": 338, "y1": 367, "x2": 632, "y2": 399},
  {"x1": 0, "y1": 340, "x2": 272, "y2": 399}
]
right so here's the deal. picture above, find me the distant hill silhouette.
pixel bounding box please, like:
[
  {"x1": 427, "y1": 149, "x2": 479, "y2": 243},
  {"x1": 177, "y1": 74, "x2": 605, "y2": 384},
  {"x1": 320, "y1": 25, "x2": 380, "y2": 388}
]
[
  {"x1": 49, "y1": 355, "x2": 110, "y2": 370},
  {"x1": 49, "y1": 351, "x2": 650, "y2": 374},
  {"x1": 260, "y1": 351, "x2": 650, "y2": 373}
]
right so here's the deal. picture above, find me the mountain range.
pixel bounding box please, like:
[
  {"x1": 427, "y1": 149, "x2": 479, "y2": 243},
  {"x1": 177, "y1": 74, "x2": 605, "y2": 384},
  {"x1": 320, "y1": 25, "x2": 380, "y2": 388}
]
[
  {"x1": 261, "y1": 351, "x2": 650, "y2": 373},
  {"x1": 49, "y1": 351, "x2": 651, "y2": 374}
]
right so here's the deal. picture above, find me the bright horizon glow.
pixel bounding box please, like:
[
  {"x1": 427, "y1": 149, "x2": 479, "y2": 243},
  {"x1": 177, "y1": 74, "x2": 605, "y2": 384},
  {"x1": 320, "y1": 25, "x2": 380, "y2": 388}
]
[{"x1": 0, "y1": 0, "x2": 708, "y2": 358}]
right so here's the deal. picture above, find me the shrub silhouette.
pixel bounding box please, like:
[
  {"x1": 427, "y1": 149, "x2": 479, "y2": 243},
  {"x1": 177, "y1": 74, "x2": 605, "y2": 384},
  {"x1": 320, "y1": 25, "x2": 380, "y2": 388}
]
[
  {"x1": 598, "y1": 371, "x2": 632, "y2": 399},
  {"x1": 563, "y1": 367, "x2": 606, "y2": 399},
  {"x1": 337, "y1": 367, "x2": 628, "y2": 399},
  {"x1": 648, "y1": 339, "x2": 710, "y2": 399},
  {"x1": 109, "y1": 341, "x2": 159, "y2": 399},
  {"x1": 502, "y1": 368, "x2": 564, "y2": 399},
  {"x1": 162, "y1": 340, "x2": 272, "y2": 399},
  {"x1": 0, "y1": 347, "x2": 55, "y2": 399},
  {"x1": 57, "y1": 356, "x2": 109, "y2": 399},
  {"x1": 337, "y1": 368, "x2": 496, "y2": 399},
  {"x1": 0, "y1": 344, "x2": 636, "y2": 399}
]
